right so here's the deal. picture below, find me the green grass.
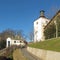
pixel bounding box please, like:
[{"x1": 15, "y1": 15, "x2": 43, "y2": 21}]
[{"x1": 28, "y1": 38, "x2": 60, "y2": 52}]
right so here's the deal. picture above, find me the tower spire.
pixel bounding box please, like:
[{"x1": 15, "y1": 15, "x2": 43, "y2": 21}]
[{"x1": 40, "y1": 10, "x2": 45, "y2": 17}]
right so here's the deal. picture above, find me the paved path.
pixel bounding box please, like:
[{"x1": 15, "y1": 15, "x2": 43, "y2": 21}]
[
  {"x1": 13, "y1": 49, "x2": 28, "y2": 60},
  {"x1": 21, "y1": 48, "x2": 41, "y2": 60}
]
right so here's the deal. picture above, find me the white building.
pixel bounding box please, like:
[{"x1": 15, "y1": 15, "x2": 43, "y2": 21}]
[
  {"x1": 34, "y1": 10, "x2": 50, "y2": 42},
  {"x1": 6, "y1": 37, "x2": 25, "y2": 47}
]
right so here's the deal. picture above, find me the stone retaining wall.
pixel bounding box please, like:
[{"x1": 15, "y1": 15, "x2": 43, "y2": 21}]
[{"x1": 27, "y1": 47, "x2": 60, "y2": 60}]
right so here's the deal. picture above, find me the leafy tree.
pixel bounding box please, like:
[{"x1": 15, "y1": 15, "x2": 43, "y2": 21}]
[
  {"x1": 44, "y1": 22, "x2": 56, "y2": 39},
  {"x1": 44, "y1": 14, "x2": 60, "y2": 39},
  {"x1": 0, "y1": 40, "x2": 6, "y2": 49}
]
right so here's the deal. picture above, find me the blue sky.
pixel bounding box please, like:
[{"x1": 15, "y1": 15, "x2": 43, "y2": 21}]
[{"x1": 0, "y1": 0, "x2": 60, "y2": 41}]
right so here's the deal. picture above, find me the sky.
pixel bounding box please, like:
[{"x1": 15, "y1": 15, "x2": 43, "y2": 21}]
[{"x1": 0, "y1": 0, "x2": 60, "y2": 41}]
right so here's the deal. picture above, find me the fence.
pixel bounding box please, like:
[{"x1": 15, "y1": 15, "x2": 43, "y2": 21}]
[{"x1": 0, "y1": 48, "x2": 7, "y2": 56}]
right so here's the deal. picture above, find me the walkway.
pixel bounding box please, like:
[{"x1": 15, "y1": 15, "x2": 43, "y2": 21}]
[
  {"x1": 21, "y1": 48, "x2": 41, "y2": 60},
  {"x1": 13, "y1": 49, "x2": 28, "y2": 60},
  {"x1": 13, "y1": 48, "x2": 41, "y2": 60}
]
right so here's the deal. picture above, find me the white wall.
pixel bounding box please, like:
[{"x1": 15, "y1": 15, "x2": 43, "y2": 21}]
[
  {"x1": 6, "y1": 37, "x2": 25, "y2": 47},
  {"x1": 11, "y1": 40, "x2": 20, "y2": 45},
  {"x1": 27, "y1": 47, "x2": 60, "y2": 60},
  {"x1": 6, "y1": 37, "x2": 11, "y2": 47},
  {"x1": 34, "y1": 17, "x2": 49, "y2": 42},
  {"x1": 11, "y1": 40, "x2": 25, "y2": 46}
]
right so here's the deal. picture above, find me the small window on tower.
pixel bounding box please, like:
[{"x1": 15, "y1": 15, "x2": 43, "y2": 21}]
[
  {"x1": 46, "y1": 21, "x2": 48, "y2": 24},
  {"x1": 36, "y1": 22, "x2": 38, "y2": 24}
]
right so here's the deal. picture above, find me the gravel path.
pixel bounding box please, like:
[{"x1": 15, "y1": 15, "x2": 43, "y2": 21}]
[{"x1": 21, "y1": 48, "x2": 41, "y2": 60}]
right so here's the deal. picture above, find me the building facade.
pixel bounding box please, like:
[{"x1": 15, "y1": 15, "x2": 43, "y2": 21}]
[
  {"x1": 6, "y1": 37, "x2": 25, "y2": 47},
  {"x1": 34, "y1": 10, "x2": 50, "y2": 42}
]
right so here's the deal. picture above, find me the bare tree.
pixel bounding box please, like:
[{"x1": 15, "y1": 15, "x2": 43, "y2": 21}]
[
  {"x1": 29, "y1": 31, "x2": 34, "y2": 42},
  {"x1": 0, "y1": 29, "x2": 25, "y2": 49}
]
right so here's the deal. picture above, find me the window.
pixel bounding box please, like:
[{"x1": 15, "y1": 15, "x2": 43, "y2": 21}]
[
  {"x1": 20, "y1": 41, "x2": 22, "y2": 43},
  {"x1": 36, "y1": 22, "x2": 38, "y2": 24},
  {"x1": 46, "y1": 21, "x2": 48, "y2": 24},
  {"x1": 14, "y1": 41, "x2": 16, "y2": 43}
]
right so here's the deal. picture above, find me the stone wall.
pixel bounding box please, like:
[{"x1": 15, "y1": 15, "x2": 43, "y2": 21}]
[{"x1": 27, "y1": 47, "x2": 60, "y2": 60}]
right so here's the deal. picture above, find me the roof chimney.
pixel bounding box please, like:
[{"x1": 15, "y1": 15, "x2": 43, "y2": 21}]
[{"x1": 40, "y1": 10, "x2": 45, "y2": 17}]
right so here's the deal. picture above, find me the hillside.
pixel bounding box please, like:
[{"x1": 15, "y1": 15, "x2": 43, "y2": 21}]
[{"x1": 28, "y1": 38, "x2": 60, "y2": 52}]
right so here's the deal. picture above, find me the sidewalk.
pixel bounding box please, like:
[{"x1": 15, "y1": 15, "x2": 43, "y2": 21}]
[
  {"x1": 21, "y1": 48, "x2": 41, "y2": 60},
  {"x1": 13, "y1": 49, "x2": 28, "y2": 60}
]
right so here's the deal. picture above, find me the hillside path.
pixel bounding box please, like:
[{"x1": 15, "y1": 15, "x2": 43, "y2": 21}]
[
  {"x1": 13, "y1": 49, "x2": 28, "y2": 60},
  {"x1": 13, "y1": 48, "x2": 41, "y2": 60},
  {"x1": 21, "y1": 48, "x2": 41, "y2": 60}
]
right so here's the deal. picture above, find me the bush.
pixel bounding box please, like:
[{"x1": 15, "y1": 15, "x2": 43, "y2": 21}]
[{"x1": 0, "y1": 40, "x2": 6, "y2": 50}]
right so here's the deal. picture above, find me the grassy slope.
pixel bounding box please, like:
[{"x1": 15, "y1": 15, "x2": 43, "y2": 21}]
[{"x1": 28, "y1": 38, "x2": 60, "y2": 52}]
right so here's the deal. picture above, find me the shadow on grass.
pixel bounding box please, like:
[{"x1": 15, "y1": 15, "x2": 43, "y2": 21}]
[{"x1": 0, "y1": 56, "x2": 13, "y2": 60}]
